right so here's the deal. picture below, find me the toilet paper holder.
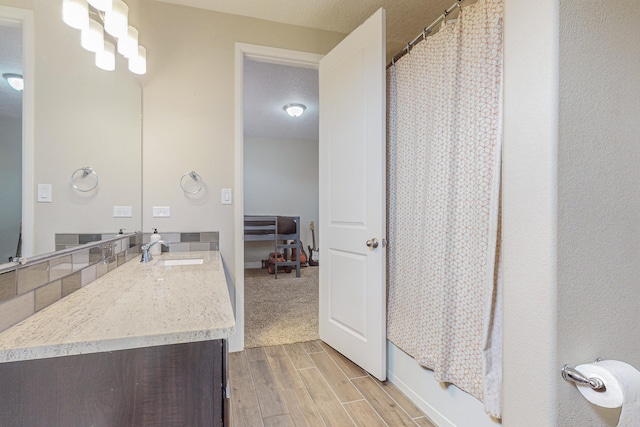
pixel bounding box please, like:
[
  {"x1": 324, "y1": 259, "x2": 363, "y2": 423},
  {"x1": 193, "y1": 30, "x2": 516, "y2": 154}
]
[{"x1": 562, "y1": 361, "x2": 606, "y2": 391}]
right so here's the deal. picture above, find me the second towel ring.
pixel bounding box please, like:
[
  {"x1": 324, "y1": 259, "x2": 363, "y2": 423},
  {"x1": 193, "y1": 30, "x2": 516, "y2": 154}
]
[
  {"x1": 71, "y1": 167, "x2": 99, "y2": 192},
  {"x1": 180, "y1": 171, "x2": 204, "y2": 194}
]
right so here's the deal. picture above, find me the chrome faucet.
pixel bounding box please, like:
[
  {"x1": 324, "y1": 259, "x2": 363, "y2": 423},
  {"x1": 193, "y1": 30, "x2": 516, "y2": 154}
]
[{"x1": 140, "y1": 240, "x2": 170, "y2": 263}]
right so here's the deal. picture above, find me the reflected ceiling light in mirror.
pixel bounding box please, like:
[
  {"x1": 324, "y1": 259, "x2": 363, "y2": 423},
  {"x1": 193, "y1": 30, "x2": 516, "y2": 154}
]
[
  {"x1": 128, "y1": 45, "x2": 147, "y2": 75},
  {"x1": 3, "y1": 73, "x2": 24, "y2": 92},
  {"x1": 283, "y1": 103, "x2": 306, "y2": 117},
  {"x1": 87, "y1": 0, "x2": 113, "y2": 12},
  {"x1": 81, "y1": 17, "x2": 104, "y2": 53},
  {"x1": 117, "y1": 26, "x2": 138, "y2": 58},
  {"x1": 104, "y1": 0, "x2": 128, "y2": 38},
  {"x1": 96, "y1": 40, "x2": 116, "y2": 71}
]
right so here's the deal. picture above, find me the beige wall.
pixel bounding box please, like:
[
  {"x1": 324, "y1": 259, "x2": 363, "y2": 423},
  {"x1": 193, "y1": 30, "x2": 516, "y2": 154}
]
[
  {"x1": 32, "y1": 0, "x2": 142, "y2": 255},
  {"x1": 0, "y1": 0, "x2": 142, "y2": 258},
  {"x1": 557, "y1": 0, "x2": 640, "y2": 425},
  {"x1": 138, "y1": 0, "x2": 344, "y2": 284}
]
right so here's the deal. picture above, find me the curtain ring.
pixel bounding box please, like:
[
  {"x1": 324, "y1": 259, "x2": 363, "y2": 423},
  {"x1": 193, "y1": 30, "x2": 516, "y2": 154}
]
[
  {"x1": 180, "y1": 171, "x2": 204, "y2": 194},
  {"x1": 71, "y1": 167, "x2": 99, "y2": 192}
]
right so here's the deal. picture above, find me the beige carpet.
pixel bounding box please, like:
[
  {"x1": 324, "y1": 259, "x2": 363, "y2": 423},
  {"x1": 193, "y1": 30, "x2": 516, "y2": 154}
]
[{"x1": 244, "y1": 266, "x2": 319, "y2": 348}]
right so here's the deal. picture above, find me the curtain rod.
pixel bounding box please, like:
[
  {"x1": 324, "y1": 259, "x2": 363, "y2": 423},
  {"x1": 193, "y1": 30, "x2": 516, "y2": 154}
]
[{"x1": 389, "y1": 0, "x2": 464, "y2": 67}]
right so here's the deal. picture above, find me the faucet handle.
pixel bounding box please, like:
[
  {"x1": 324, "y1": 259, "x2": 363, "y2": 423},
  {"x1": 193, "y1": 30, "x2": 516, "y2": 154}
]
[{"x1": 140, "y1": 240, "x2": 170, "y2": 263}]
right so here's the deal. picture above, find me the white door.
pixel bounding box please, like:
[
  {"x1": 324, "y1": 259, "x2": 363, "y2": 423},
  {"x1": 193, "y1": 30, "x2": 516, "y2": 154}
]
[{"x1": 319, "y1": 8, "x2": 387, "y2": 381}]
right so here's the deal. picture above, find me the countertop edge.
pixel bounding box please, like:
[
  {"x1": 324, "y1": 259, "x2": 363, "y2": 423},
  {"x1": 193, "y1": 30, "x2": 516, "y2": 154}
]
[{"x1": 0, "y1": 251, "x2": 236, "y2": 363}]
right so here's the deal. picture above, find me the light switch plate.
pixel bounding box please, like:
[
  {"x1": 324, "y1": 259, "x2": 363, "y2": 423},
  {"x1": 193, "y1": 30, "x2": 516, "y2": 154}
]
[
  {"x1": 113, "y1": 206, "x2": 133, "y2": 218},
  {"x1": 37, "y1": 184, "x2": 52, "y2": 203},
  {"x1": 221, "y1": 189, "x2": 232, "y2": 205},
  {"x1": 152, "y1": 206, "x2": 171, "y2": 218}
]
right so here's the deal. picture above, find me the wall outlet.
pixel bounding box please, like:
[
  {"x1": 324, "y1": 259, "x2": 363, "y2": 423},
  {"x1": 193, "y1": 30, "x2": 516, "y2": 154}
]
[
  {"x1": 153, "y1": 206, "x2": 171, "y2": 218},
  {"x1": 113, "y1": 206, "x2": 133, "y2": 218}
]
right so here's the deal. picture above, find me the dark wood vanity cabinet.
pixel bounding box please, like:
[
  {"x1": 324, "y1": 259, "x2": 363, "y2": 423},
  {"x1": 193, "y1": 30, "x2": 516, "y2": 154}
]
[{"x1": 0, "y1": 340, "x2": 228, "y2": 426}]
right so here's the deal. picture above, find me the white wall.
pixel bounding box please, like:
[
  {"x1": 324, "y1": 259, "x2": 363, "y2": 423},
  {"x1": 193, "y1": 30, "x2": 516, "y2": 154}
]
[
  {"x1": 502, "y1": 0, "x2": 559, "y2": 425},
  {"x1": 0, "y1": 117, "x2": 21, "y2": 261},
  {"x1": 388, "y1": 342, "x2": 501, "y2": 427},
  {"x1": 556, "y1": 0, "x2": 640, "y2": 425},
  {"x1": 243, "y1": 136, "x2": 319, "y2": 266}
]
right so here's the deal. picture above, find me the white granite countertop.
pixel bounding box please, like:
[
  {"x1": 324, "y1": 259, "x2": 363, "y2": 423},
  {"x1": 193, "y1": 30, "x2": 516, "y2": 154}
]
[{"x1": 0, "y1": 251, "x2": 235, "y2": 363}]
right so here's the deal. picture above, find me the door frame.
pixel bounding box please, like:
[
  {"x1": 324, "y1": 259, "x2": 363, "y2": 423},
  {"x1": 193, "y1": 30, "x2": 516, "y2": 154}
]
[{"x1": 231, "y1": 43, "x2": 323, "y2": 352}]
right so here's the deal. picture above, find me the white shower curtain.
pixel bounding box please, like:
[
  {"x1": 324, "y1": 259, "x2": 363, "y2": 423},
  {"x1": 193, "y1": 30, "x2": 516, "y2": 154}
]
[{"x1": 387, "y1": 0, "x2": 504, "y2": 418}]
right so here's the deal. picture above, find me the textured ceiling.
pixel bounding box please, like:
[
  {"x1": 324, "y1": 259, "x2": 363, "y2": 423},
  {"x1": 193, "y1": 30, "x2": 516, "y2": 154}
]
[
  {"x1": 243, "y1": 60, "x2": 318, "y2": 141},
  {"x1": 0, "y1": 24, "x2": 22, "y2": 120}
]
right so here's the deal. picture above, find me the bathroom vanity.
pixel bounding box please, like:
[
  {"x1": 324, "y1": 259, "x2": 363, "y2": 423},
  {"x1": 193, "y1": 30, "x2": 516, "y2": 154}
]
[{"x1": 0, "y1": 251, "x2": 235, "y2": 426}]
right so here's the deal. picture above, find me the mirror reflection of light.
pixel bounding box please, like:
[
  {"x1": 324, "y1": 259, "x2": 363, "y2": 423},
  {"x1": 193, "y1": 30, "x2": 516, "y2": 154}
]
[
  {"x1": 2, "y1": 73, "x2": 23, "y2": 91},
  {"x1": 283, "y1": 103, "x2": 306, "y2": 117}
]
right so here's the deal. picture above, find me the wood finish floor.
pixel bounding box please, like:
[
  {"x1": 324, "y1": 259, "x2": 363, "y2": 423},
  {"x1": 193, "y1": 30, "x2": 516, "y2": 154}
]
[{"x1": 229, "y1": 340, "x2": 436, "y2": 427}]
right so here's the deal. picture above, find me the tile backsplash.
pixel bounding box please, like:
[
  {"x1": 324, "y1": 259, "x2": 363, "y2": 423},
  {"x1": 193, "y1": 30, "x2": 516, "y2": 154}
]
[
  {"x1": 0, "y1": 234, "x2": 142, "y2": 334},
  {"x1": 0, "y1": 232, "x2": 220, "y2": 335}
]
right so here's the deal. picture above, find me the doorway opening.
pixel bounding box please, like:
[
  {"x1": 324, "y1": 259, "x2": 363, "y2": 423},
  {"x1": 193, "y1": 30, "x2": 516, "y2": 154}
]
[
  {"x1": 242, "y1": 58, "x2": 320, "y2": 348},
  {"x1": 232, "y1": 44, "x2": 323, "y2": 352}
]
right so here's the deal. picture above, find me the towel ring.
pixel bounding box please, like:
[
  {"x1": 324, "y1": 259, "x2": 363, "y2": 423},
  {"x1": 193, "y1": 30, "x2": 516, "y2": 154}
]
[
  {"x1": 180, "y1": 171, "x2": 204, "y2": 194},
  {"x1": 71, "y1": 167, "x2": 99, "y2": 192}
]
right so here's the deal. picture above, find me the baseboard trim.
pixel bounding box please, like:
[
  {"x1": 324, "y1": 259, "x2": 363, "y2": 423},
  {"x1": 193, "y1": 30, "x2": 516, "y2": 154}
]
[
  {"x1": 244, "y1": 261, "x2": 262, "y2": 269},
  {"x1": 387, "y1": 368, "x2": 455, "y2": 427}
]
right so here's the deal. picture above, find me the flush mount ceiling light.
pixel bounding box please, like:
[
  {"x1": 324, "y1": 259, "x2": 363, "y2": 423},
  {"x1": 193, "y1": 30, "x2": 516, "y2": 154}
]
[
  {"x1": 284, "y1": 103, "x2": 306, "y2": 117},
  {"x1": 61, "y1": 0, "x2": 146, "y2": 75},
  {"x1": 3, "y1": 73, "x2": 24, "y2": 91}
]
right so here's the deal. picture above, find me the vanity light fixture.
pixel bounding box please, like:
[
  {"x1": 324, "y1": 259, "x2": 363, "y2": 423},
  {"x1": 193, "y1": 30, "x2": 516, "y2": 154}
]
[
  {"x1": 63, "y1": 0, "x2": 89, "y2": 29},
  {"x1": 3, "y1": 73, "x2": 24, "y2": 91},
  {"x1": 104, "y1": 0, "x2": 128, "y2": 38},
  {"x1": 284, "y1": 103, "x2": 306, "y2": 117},
  {"x1": 96, "y1": 40, "x2": 116, "y2": 71},
  {"x1": 87, "y1": 0, "x2": 112, "y2": 12},
  {"x1": 128, "y1": 45, "x2": 147, "y2": 75},
  {"x1": 61, "y1": 0, "x2": 146, "y2": 75},
  {"x1": 81, "y1": 17, "x2": 104, "y2": 53}
]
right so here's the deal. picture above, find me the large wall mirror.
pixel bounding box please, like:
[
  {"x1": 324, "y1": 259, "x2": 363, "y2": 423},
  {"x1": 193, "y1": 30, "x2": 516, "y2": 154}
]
[{"x1": 0, "y1": 2, "x2": 142, "y2": 268}]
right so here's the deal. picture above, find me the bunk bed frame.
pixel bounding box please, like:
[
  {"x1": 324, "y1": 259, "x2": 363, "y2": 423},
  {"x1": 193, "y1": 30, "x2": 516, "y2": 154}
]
[{"x1": 244, "y1": 215, "x2": 301, "y2": 278}]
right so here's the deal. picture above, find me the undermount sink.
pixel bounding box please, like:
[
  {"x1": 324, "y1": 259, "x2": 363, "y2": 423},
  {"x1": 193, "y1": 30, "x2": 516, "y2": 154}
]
[{"x1": 156, "y1": 258, "x2": 204, "y2": 266}]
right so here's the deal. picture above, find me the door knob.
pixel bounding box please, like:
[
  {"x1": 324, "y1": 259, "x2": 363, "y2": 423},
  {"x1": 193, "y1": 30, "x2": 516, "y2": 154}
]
[{"x1": 366, "y1": 238, "x2": 379, "y2": 249}]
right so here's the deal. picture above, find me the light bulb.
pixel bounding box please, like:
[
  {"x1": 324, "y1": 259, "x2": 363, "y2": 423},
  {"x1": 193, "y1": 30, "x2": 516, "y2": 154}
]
[
  {"x1": 128, "y1": 45, "x2": 146, "y2": 75},
  {"x1": 96, "y1": 40, "x2": 116, "y2": 71},
  {"x1": 88, "y1": 0, "x2": 113, "y2": 12},
  {"x1": 117, "y1": 26, "x2": 139, "y2": 59},
  {"x1": 62, "y1": 0, "x2": 89, "y2": 30},
  {"x1": 81, "y1": 18, "x2": 104, "y2": 53},
  {"x1": 104, "y1": 0, "x2": 128, "y2": 38}
]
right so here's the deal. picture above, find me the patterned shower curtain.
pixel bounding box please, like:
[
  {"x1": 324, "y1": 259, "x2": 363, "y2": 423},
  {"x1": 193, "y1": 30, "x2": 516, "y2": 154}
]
[{"x1": 387, "y1": 0, "x2": 504, "y2": 418}]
